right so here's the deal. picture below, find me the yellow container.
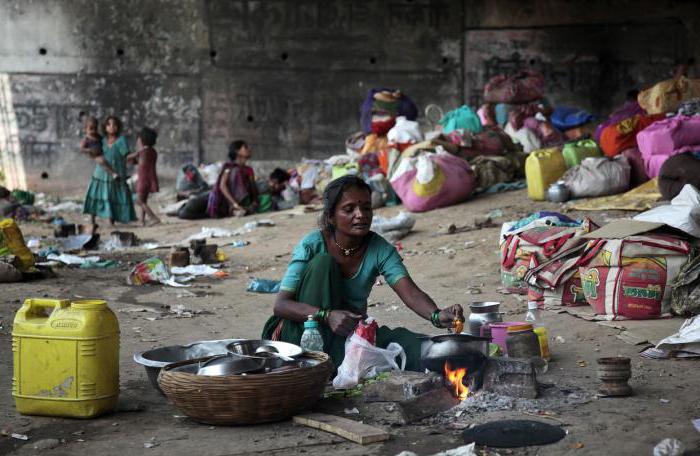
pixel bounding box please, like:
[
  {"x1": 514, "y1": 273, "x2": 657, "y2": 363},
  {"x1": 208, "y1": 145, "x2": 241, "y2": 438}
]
[
  {"x1": 525, "y1": 148, "x2": 567, "y2": 201},
  {"x1": 12, "y1": 299, "x2": 119, "y2": 418},
  {"x1": 534, "y1": 327, "x2": 551, "y2": 361}
]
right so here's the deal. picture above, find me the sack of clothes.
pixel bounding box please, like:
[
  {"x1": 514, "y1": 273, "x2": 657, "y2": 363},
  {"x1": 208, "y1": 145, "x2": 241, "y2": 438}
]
[
  {"x1": 360, "y1": 88, "x2": 418, "y2": 135},
  {"x1": 637, "y1": 115, "x2": 700, "y2": 177},
  {"x1": 670, "y1": 254, "x2": 700, "y2": 316},
  {"x1": 579, "y1": 235, "x2": 691, "y2": 320},
  {"x1": 599, "y1": 114, "x2": 665, "y2": 157},
  {"x1": 594, "y1": 100, "x2": 645, "y2": 142},
  {"x1": 562, "y1": 156, "x2": 630, "y2": 198},
  {"x1": 390, "y1": 150, "x2": 475, "y2": 212},
  {"x1": 483, "y1": 70, "x2": 545, "y2": 104},
  {"x1": 637, "y1": 76, "x2": 700, "y2": 115},
  {"x1": 499, "y1": 213, "x2": 596, "y2": 294},
  {"x1": 438, "y1": 105, "x2": 482, "y2": 134},
  {"x1": 524, "y1": 244, "x2": 589, "y2": 307}
]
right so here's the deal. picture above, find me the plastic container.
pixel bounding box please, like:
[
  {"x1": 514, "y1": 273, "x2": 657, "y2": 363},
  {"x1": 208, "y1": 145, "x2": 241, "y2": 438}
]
[
  {"x1": 489, "y1": 322, "x2": 528, "y2": 355},
  {"x1": 562, "y1": 139, "x2": 602, "y2": 168},
  {"x1": 505, "y1": 323, "x2": 541, "y2": 359},
  {"x1": 12, "y1": 298, "x2": 119, "y2": 418},
  {"x1": 525, "y1": 148, "x2": 567, "y2": 201},
  {"x1": 300, "y1": 316, "x2": 324, "y2": 352}
]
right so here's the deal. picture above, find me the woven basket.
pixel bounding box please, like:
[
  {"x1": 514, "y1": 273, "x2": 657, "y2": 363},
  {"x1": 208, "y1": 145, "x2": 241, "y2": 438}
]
[{"x1": 158, "y1": 351, "x2": 333, "y2": 425}]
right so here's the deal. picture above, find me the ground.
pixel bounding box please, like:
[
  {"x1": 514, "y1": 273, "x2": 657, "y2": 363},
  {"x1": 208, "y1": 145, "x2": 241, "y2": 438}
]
[{"x1": 1, "y1": 188, "x2": 699, "y2": 456}]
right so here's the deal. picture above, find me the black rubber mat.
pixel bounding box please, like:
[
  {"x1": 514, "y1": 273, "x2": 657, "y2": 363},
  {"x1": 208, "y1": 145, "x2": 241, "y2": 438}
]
[{"x1": 462, "y1": 419, "x2": 566, "y2": 448}]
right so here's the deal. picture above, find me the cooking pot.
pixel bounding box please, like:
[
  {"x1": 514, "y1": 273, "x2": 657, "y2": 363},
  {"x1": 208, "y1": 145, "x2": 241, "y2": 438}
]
[
  {"x1": 420, "y1": 334, "x2": 489, "y2": 373},
  {"x1": 468, "y1": 302, "x2": 502, "y2": 336},
  {"x1": 547, "y1": 181, "x2": 570, "y2": 203}
]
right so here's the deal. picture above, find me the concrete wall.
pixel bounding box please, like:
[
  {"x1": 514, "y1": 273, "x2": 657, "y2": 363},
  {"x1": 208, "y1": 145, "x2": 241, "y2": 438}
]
[{"x1": 0, "y1": 0, "x2": 699, "y2": 194}]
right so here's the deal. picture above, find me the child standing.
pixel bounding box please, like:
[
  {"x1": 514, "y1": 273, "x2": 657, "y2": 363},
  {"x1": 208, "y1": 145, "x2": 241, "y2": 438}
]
[
  {"x1": 128, "y1": 127, "x2": 160, "y2": 226},
  {"x1": 79, "y1": 117, "x2": 120, "y2": 181},
  {"x1": 82, "y1": 116, "x2": 137, "y2": 227}
]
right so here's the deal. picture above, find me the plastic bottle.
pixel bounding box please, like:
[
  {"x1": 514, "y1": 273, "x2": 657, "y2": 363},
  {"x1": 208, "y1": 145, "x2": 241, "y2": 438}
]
[
  {"x1": 525, "y1": 301, "x2": 551, "y2": 369},
  {"x1": 300, "y1": 315, "x2": 324, "y2": 353}
]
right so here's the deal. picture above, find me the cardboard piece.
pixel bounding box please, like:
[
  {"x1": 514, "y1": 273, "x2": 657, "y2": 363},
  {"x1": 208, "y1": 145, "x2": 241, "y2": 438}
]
[{"x1": 582, "y1": 219, "x2": 665, "y2": 239}]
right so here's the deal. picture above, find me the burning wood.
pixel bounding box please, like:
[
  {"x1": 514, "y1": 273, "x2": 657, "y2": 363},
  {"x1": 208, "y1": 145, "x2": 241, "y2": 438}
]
[{"x1": 444, "y1": 362, "x2": 471, "y2": 400}]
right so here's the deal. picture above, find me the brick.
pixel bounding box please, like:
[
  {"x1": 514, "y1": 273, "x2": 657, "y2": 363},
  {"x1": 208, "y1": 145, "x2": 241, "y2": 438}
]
[
  {"x1": 362, "y1": 371, "x2": 443, "y2": 403},
  {"x1": 482, "y1": 357, "x2": 538, "y2": 399}
]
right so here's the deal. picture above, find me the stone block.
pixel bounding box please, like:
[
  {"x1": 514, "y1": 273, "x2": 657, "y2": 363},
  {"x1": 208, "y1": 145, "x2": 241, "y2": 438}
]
[
  {"x1": 396, "y1": 387, "x2": 461, "y2": 424},
  {"x1": 362, "y1": 371, "x2": 443, "y2": 403},
  {"x1": 482, "y1": 357, "x2": 538, "y2": 399}
]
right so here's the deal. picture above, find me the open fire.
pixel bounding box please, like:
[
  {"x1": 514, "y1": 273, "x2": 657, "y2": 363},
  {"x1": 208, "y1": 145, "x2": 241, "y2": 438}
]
[{"x1": 444, "y1": 362, "x2": 471, "y2": 400}]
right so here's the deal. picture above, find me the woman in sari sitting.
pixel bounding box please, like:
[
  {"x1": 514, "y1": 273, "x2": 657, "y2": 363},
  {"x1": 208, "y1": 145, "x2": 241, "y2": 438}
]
[
  {"x1": 207, "y1": 140, "x2": 259, "y2": 217},
  {"x1": 262, "y1": 175, "x2": 463, "y2": 370}
]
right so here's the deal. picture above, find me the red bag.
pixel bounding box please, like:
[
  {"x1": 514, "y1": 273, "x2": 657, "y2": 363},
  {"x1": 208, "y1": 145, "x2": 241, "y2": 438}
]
[
  {"x1": 599, "y1": 114, "x2": 664, "y2": 157},
  {"x1": 524, "y1": 244, "x2": 590, "y2": 307},
  {"x1": 578, "y1": 235, "x2": 691, "y2": 320},
  {"x1": 483, "y1": 70, "x2": 545, "y2": 104}
]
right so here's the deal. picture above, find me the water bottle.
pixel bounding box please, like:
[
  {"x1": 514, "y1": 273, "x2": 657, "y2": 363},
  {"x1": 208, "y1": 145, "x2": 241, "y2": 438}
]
[
  {"x1": 300, "y1": 315, "x2": 324, "y2": 353},
  {"x1": 525, "y1": 301, "x2": 550, "y2": 373}
]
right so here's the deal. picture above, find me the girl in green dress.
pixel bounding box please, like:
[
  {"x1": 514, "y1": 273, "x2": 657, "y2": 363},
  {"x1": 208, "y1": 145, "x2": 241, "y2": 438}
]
[
  {"x1": 262, "y1": 175, "x2": 464, "y2": 370},
  {"x1": 82, "y1": 116, "x2": 137, "y2": 226}
]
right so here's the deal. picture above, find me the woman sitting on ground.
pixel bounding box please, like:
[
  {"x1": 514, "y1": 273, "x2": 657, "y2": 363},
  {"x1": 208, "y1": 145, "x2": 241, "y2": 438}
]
[
  {"x1": 262, "y1": 175, "x2": 463, "y2": 370},
  {"x1": 206, "y1": 140, "x2": 259, "y2": 217}
]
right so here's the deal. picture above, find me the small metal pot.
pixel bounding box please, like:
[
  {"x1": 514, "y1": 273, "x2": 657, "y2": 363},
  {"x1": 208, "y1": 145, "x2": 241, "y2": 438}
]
[
  {"x1": 547, "y1": 181, "x2": 571, "y2": 203},
  {"x1": 468, "y1": 302, "x2": 502, "y2": 336},
  {"x1": 420, "y1": 334, "x2": 489, "y2": 373}
]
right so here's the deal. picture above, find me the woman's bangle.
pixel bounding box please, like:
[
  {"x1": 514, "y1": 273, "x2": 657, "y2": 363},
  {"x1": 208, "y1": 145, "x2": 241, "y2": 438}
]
[
  {"x1": 314, "y1": 309, "x2": 330, "y2": 323},
  {"x1": 430, "y1": 309, "x2": 442, "y2": 328}
]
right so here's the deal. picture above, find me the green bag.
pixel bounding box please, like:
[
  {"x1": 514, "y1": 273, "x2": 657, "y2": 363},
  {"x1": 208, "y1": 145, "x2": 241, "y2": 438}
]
[
  {"x1": 11, "y1": 190, "x2": 34, "y2": 206},
  {"x1": 562, "y1": 139, "x2": 602, "y2": 169}
]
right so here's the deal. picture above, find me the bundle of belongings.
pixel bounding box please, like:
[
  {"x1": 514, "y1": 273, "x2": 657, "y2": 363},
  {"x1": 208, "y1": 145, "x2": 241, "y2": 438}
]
[
  {"x1": 501, "y1": 212, "x2": 699, "y2": 320},
  {"x1": 0, "y1": 218, "x2": 36, "y2": 282},
  {"x1": 359, "y1": 88, "x2": 418, "y2": 155}
]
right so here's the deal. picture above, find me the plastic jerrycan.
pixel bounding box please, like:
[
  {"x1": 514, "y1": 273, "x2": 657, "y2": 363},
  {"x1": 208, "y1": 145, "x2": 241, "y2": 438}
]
[
  {"x1": 12, "y1": 298, "x2": 120, "y2": 418},
  {"x1": 525, "y1": 148, "x2": 567, "y2": 201},
  {"x1": 562, "y1": 139, "x2": 602, "y2": 169}
]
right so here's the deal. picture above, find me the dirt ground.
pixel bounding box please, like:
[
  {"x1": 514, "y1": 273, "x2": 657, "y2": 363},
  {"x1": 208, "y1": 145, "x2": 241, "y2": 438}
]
[{"x1": 1, "y1": 188, "x2": 699, "y2": 456}]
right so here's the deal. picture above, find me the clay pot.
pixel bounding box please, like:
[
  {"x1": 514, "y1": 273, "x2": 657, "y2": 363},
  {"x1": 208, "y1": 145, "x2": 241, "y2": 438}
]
[{"x1": 597, "y1": 357, "x2": 632, "y2": 397}]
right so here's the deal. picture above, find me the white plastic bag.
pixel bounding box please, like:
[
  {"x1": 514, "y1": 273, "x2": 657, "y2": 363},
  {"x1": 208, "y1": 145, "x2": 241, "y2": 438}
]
[
  {"x1": 387, "y1": 116, "x2": 423, "y2": 144},
  {"x1": 563, "y1": 156, "x2": 630, "y2": 198},
  {"x1": 332, "y1": 334, "x2": 406, "y2": 389},
  {"x1": 634, "y1": 184, "x2": 700, "y2": 238}
]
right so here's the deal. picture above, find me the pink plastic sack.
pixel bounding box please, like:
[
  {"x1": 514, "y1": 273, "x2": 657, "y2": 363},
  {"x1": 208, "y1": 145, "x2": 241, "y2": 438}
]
[
  {"x1": 645, "y1": 154, "x2": 671, "y2": 179},
  {"x1": 637, "y1": 115, "x2": 700, "y2": 159},
  {"x1": 390, "y1": 151, "x2": 475, "y2": 212}
]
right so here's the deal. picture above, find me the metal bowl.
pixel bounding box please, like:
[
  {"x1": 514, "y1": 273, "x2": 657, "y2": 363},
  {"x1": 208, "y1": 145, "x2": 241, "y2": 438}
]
[
  {"x1": 196, "y1": 355, "x2": 266, "y2": 376},
  {"x1": 469, "y1": 302, "x2": 501, "y2": 313},
  {"x1": 134, "y1": 339, "x2": 242, "y2": 392},
  {"x1": 226, "y1": 340, "x2": 303, "y2": 359}
]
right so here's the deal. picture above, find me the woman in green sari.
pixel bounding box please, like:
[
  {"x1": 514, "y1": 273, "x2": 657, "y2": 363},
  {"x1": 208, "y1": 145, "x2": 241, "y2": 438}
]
[{"x1": 262, "y1": 175, "x2": 463, "y2": 370}]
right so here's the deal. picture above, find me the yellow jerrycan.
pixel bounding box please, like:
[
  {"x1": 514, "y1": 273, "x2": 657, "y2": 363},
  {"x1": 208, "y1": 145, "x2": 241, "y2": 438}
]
[
  {"x1": 12, "y1": 298, "x2": 119, "y2": 418},
  {"x1": 525, "y1": 148, "x2": 567, "y2": 201}
]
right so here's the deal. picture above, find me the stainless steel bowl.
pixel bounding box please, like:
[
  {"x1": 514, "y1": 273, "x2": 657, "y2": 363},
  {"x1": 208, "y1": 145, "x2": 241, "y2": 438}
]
[
  {"x1": 468, "y1": 302, "x2": 502, "y2": 336},
  {"x1": 134, "y1": 339, "x2": 242, "y2": 392},
  {"x1": 196, "y1": 355, "x2": 266, "y2": 376},
  {"x1": 226, "y1": 340, "x2": 303, "y2": 358}
]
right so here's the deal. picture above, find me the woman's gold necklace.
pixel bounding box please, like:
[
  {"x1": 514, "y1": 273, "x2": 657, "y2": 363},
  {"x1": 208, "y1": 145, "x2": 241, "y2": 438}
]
[{"x1": 333, "y1": 234, "x2": 362, "y2": 256}]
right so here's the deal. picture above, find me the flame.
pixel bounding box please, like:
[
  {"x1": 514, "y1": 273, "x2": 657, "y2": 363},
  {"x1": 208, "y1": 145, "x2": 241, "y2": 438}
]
[{"x1": 444, "y1": 362, "x2": 470, "y2": 400}]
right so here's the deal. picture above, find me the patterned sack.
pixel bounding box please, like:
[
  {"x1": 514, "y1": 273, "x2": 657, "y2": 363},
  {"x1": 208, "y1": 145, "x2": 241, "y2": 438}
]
[
  {"x1": 599, "y1": 114, "x2": 665, "y2": 157},
  {"x1": 578, "y1": 235, "x2": 691, "y2": 320},
  {"x1": 524, "y1": 243, "x2": 589, "y2": 307},
  {"x1": 483, "y1": 70, "x2": 545, "y2": 104},
  {"x1": 390, "y1": 151, "x2": 475, "y2": 212},
  {"x1": 500, "y1": 217, "x2": 596, "y2": 294},
  {"x1": 638, "y1": 76, "x2": 700, "y2": 115},
  {"x1": 670, "y1": 254, "x2": 700, "y2": 316}
]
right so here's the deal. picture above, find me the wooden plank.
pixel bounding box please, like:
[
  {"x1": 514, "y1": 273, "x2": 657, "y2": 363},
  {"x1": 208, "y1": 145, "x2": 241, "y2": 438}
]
[{"x1": 293, "y1": 413, "x2": 390, "y2": 445}]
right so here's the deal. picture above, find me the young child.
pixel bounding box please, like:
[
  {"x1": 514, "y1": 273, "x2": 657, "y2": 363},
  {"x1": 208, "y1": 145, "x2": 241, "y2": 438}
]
[
  {"x1": 128, "y1": 127, "x2": 160, "y2": 225},
  {"x1": 79, "y1": 117, "x2": 119, "y2": 180}
]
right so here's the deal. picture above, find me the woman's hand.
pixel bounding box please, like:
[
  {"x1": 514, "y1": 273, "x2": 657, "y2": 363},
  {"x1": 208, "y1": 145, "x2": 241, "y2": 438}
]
[
  {"x1": 327, "y1": 310, "x2": 362, "y2": 337},
  {"x1": 438, "y1": 304, "x2": 464, "y2": 328}
]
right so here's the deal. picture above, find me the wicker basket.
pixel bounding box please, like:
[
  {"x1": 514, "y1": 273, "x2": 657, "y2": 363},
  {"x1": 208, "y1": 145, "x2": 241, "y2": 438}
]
[{"x1": 158, "y1": 351, "x2": 333, "y2": 425}]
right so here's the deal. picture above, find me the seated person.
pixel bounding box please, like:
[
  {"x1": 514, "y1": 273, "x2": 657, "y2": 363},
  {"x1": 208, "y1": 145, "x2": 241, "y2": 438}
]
[
  {"x1": 256, "y1": 168, "x2": 296, "y2": 212},
  {"x1": 0, "y1": 186, "x2": 20, "y2": 217},
  {"x1": 176, "y1": 164, "x2": 209, "y2": 201},
  {"x1": 658, "y1": 152, "x2": 700, "y2": 200},
  {"x1": 206, "y1": 140, "x2": 259, "y2": 217},
  {"x1": 261, "y1": 175, "x2": 463, "y2": 370}
]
